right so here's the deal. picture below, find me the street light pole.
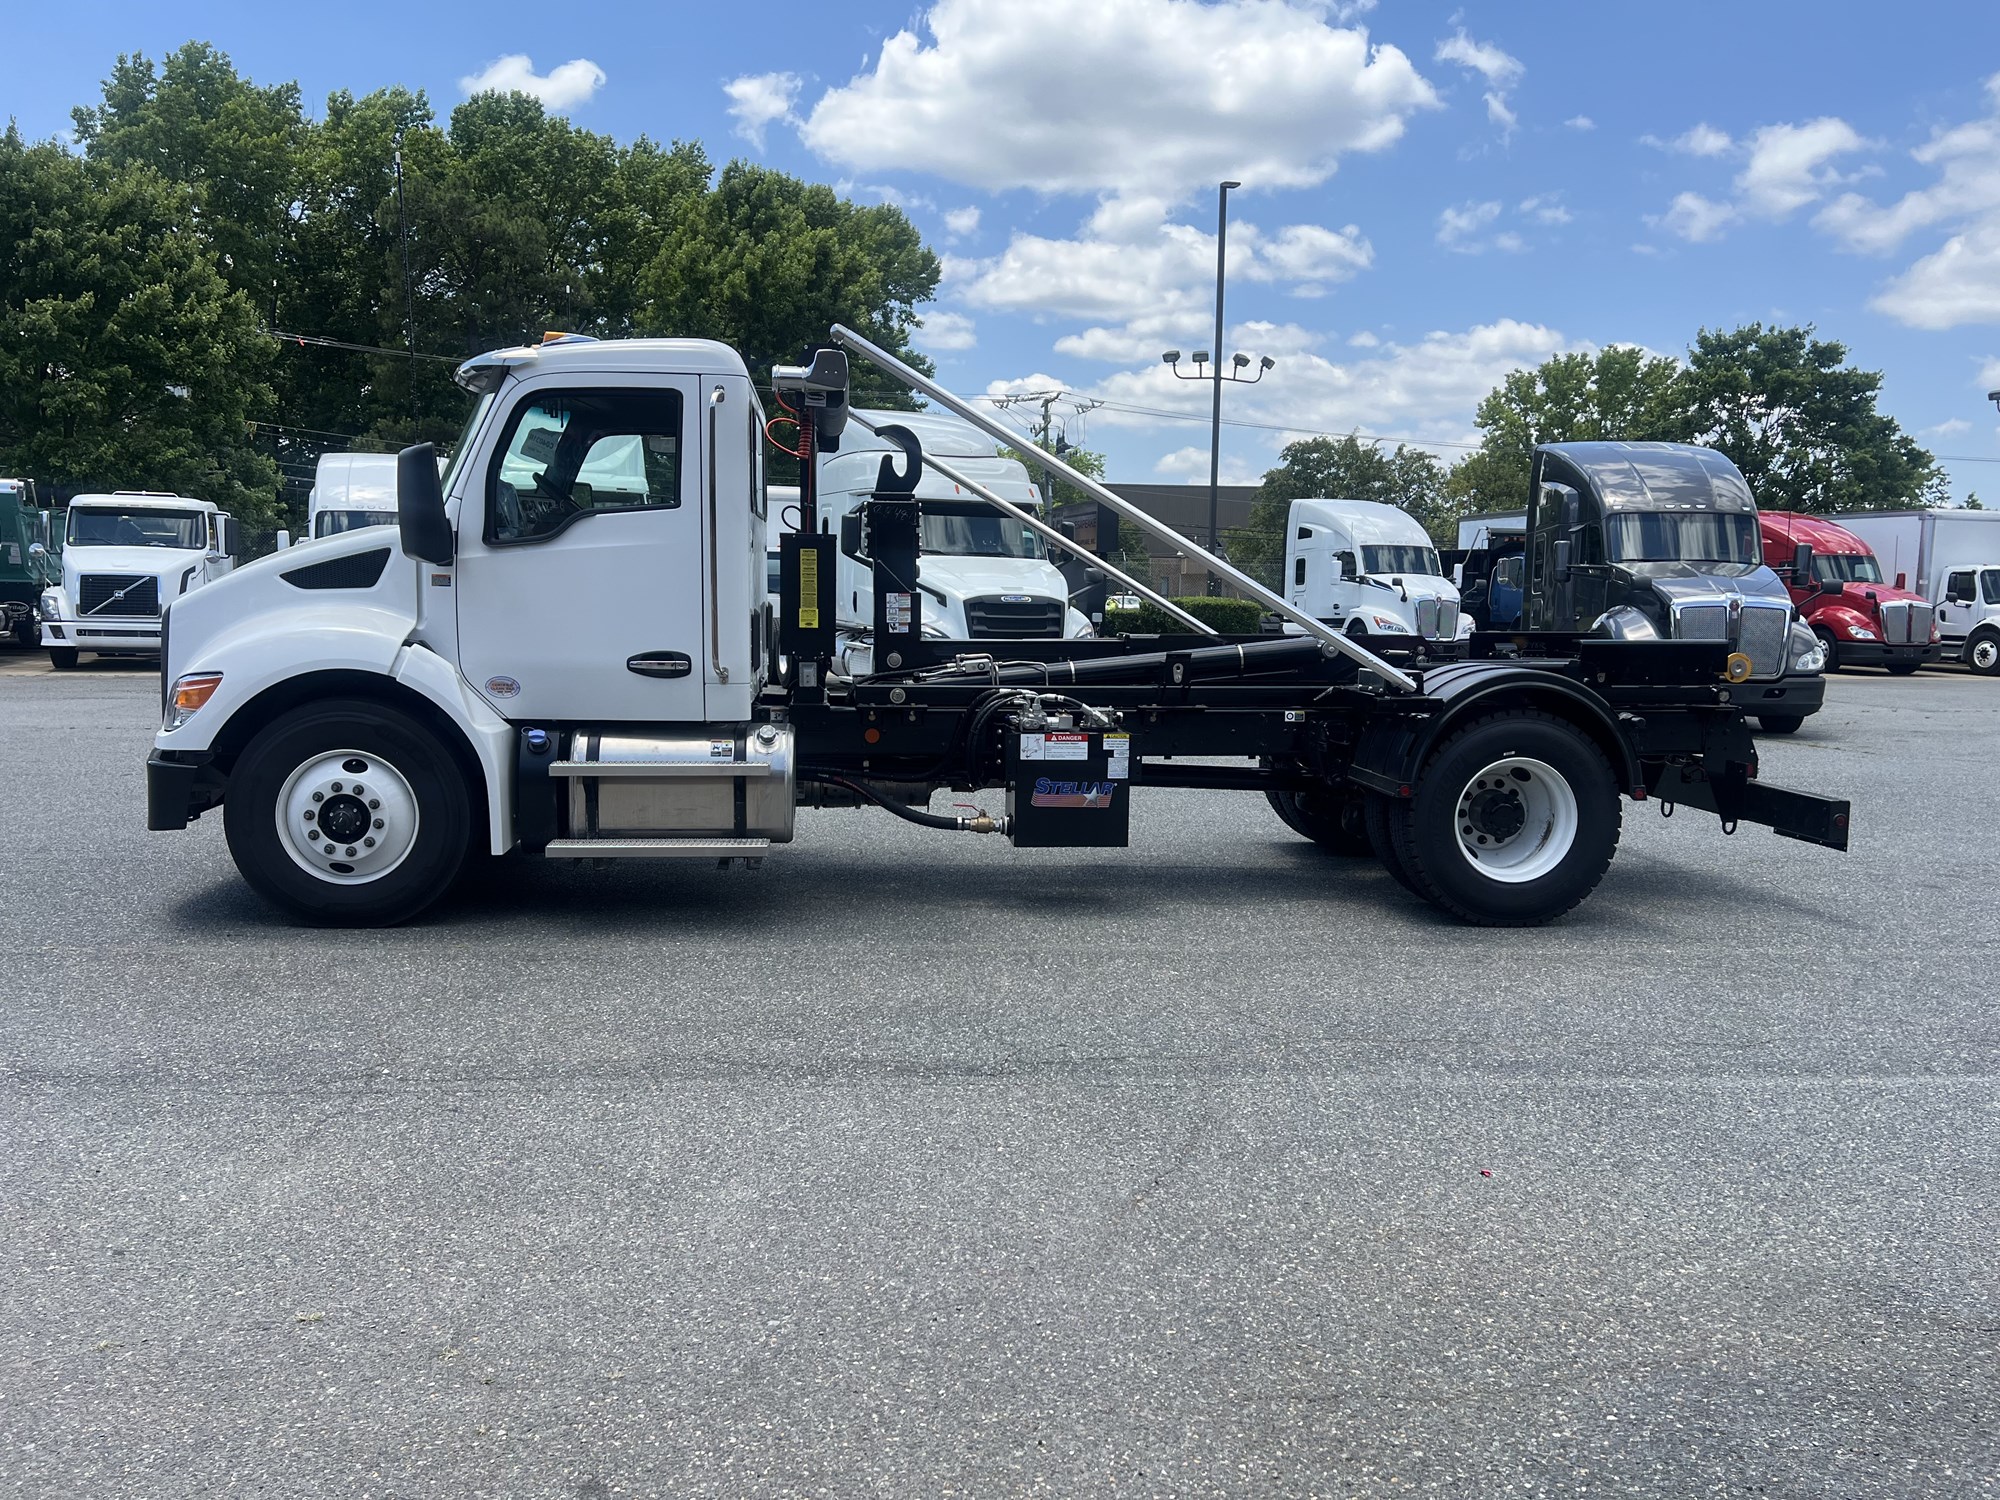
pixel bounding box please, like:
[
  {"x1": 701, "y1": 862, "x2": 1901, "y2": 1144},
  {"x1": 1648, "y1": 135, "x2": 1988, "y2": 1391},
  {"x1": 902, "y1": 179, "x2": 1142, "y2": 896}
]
[{"x1": 1206, "y1": 180, "x2": 1240, "y2": 589}]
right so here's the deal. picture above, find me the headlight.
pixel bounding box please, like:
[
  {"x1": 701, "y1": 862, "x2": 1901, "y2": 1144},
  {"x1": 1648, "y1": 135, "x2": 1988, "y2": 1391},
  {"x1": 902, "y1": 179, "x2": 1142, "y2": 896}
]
[
  {"x1": 1848, "y1": 627, "x2": 1877, "y2": 641},
  {"x1": 1788, "y1": 624, "x2": 1826, "y2": 674},
  {"x1": 921, "y1": 621, "x2": 951, "y2": 640},
  {"x1": 39, "y1": 589, "x2": 63, "y2": 619},
  {"x1": 164, "y1": 672, "x2": 223, "y2": 730},
  {"x1": 1371, "y1": 615, "x2": 1401, "y2": 631}
]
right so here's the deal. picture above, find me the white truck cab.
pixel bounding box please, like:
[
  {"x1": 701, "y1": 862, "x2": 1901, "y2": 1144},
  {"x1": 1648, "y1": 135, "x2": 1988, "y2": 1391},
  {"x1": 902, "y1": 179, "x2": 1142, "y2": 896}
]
[
  {"x1": 40, "y1": 491, "x2": 235, "y2": 667},
  {"x1": 1836, "y1": 509, "x2": 2000, "y2": 675},
  {"x1": 814, "y1": 411, "x2": 1092, "y2": 674},
  {"x1": 1284, "y1": 498, "x2": 1471, "y2": 652},
  {"x1": 308, "y1": 452, "x2": 402, "y2": 538}
]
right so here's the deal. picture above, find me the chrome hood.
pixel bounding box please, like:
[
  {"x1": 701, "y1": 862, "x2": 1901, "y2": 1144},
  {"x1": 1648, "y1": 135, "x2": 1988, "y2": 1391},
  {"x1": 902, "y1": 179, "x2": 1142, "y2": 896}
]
[{"x1": 1629, "y1": 561, "x2": 1789, "y2": 606}]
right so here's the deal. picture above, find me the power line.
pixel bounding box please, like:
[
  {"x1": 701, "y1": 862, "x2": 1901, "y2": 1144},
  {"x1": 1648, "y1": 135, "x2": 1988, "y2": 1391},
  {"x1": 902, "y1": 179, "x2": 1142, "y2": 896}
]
[{"x1": 265, "y1": 329, "x2": 460, "y2": 364}]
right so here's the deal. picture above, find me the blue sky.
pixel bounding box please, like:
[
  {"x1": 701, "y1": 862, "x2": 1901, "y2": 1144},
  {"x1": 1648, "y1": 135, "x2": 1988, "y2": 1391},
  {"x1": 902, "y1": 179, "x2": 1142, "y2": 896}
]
[{"x1": 11, "y1": 1, "x2": 2000, "y2": 500}]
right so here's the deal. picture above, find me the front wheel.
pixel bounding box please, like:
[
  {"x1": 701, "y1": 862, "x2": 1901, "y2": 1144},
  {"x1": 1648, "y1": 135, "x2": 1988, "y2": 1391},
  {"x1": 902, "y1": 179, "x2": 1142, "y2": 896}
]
[
  {"x1": 1967, "y1": 633, "x2": 2000, "y2": 676},
  {"x1": 1386, "y1": 709, "x2": 1622, "y2": 926},
  {"x1": 1757, "y1": 714, "x2": 1806, "y2": 735},
  {"x1": 224, "y1": 698, "x2": 471, "y2": 925},
  {"x1": 48, "y1": 646, "x2": 79, "y2": 670},
  {"x1": 1814, "y1": 628, "x2": 1840, "y2": 673}
]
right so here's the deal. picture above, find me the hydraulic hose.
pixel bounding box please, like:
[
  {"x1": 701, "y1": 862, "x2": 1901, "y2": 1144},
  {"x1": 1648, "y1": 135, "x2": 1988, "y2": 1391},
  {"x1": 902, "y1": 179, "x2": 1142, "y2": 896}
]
[{"x1": 802, "y1": 774, "x2": 1007, "y2": 834}]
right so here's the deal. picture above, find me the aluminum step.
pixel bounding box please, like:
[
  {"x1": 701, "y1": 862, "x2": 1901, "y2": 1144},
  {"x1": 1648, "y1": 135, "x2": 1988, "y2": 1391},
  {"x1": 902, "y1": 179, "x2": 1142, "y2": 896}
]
[
  {"x1": 547, "y1": 761, "x2": 772, "y2": 779},
  {"x1": 543, "y1": 837, "x2": 772, "y2": 859}
]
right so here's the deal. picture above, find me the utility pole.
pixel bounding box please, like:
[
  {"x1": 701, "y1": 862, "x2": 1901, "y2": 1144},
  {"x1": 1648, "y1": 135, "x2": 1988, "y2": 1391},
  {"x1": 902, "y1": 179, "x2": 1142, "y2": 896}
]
[
  {"x1": 1207, "y1": 179, "x2": 1238, "y2": 590},
  {"x1": 393, "y1": 128, "x2": 418, "y2": 425}
]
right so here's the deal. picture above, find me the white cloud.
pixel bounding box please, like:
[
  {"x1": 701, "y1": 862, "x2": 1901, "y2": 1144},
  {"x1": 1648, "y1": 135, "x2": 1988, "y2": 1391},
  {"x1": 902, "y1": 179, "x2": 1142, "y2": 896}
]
[
  {"x1": 1652, "y1": 115, "x2": 1868, "y2": 242},
  {"x1": 799, "y1": 0, "x2": 1438, "y2": 200},
  {"x1": 1437, "y1": 200, "x2": 1502, "y2": 245},
  {"x1": 724, "y1": 72, "x2": 802, "y2": 149},
  {"x1": 460, "y1": 55, "x2": 606, "y2": 109},
  {"x1": 1874, "y1": 217, "x2": 2000, "y2": 329},
  {"x1": 1520, "y1": 194, "x2": 1572, "y2": 225},
  {"x1": 943, "y1": 205, "x2": 981, "y2": 238},
  {"x1": 1565, "y1": 115, "x2": 1595, "y2": 132},
  {"x1": 1262, "y1": 223, "x2": 1373, "y2": 283},
  {"x1": 1435, "y1": 27, "x2": 1522, "y2": 141},
  {"x1": 915, "y1": 310, "x2": 977, "y2": 351},
  {"x1": 1347, "y1": 330, "x2": 1381, "y2": 347},
  {"x1": 1924, "y1": 417, "x2": 1973, "y2": 438},
  {"x1": 1153, "y1": 446, "x2": 1262, "y2": 484}
]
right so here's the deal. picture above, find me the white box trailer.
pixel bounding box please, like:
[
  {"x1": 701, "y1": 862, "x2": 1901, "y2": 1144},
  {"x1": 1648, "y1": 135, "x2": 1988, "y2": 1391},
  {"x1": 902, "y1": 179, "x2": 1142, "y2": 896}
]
[
  {"x1": 1833, "y1": 509, "x2": 2000, "y2": 673},
  {"x1": 308, "y1": 453, "x2": 401, "y2": 538}
]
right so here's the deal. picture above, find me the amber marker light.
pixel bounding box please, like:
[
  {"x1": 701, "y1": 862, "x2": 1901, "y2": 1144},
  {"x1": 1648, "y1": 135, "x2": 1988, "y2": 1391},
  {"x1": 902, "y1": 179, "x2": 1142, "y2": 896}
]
[{"x1": 166, "y1": 672, "x2": 224, "y2": 729}]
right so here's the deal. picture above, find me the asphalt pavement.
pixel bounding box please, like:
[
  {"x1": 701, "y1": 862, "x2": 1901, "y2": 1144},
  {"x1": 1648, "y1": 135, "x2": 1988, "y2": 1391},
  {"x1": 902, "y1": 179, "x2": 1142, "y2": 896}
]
[{"x1": 1, "y1": 652, "x2": 1994, "y2": 1498}]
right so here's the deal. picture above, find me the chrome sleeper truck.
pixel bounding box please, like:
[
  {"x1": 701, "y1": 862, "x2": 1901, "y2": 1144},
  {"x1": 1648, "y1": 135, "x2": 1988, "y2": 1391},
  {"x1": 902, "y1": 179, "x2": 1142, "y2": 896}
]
[{"x1": 145, "y1": 329, "x2": 1851, "y2": 929}]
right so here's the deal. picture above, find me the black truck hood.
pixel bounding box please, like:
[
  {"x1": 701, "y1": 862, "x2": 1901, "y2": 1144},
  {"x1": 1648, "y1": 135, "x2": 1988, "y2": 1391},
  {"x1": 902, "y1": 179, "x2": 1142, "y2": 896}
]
[{"x1": 1627, "y1": 561, "x2": 1789, "y2": 605}]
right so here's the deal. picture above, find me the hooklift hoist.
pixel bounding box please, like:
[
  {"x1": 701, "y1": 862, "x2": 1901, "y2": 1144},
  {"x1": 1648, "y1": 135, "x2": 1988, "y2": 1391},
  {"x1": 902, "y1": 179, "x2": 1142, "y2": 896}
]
[{"x1": 146, "y1": 324, "x2": 1851, "y2": 927}]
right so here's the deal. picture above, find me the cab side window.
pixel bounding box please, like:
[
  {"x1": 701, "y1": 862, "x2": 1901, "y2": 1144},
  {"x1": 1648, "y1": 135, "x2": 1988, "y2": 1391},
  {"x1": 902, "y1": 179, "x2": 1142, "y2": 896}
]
[
  {"x1": 1946, "y1": 570, "x2": 1976, "y2": 604},
  {"x1": 487, "y1": 388, "x2": 683, "y2": 545}
]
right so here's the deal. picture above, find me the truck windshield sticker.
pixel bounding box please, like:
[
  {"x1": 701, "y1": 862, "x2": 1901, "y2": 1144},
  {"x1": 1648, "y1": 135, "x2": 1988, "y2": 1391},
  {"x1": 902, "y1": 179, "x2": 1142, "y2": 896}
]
[{"x1": 1031, "y1": 778, "x2": 1117, "y2": 808}]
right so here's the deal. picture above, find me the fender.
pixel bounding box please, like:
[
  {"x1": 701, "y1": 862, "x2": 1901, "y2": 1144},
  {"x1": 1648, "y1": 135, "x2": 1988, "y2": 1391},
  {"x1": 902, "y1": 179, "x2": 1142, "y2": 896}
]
[
  {"x1": 1348, "y1": 658, "x2": 1641, "y2": 799},
  {"x1": 1804, "y1": 601, "x2": 1880, "y2": 640}
]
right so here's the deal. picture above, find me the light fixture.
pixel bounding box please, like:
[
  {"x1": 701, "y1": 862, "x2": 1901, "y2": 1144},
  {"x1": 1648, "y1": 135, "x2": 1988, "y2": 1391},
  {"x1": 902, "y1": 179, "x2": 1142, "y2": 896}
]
[
  {"x1": 1191, "y1": 350, "x2": 1208, "y2": 365},
  {"x1": 1162, "y1": 350, "x2": 1181, "y2": 365},
  {"x1": 1232, "y1": 353, "x2": 1250, "y2": 369}
]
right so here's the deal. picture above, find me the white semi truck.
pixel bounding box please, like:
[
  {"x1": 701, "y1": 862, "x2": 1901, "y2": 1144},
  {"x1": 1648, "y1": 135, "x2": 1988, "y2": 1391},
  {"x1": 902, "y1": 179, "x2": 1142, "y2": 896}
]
[
  {"x1": 1282, "y1": 498, "x2": 1473, "y2": 655},
  {"x1": 39, "y1": 492, "x2": 237, "y2": 668},
  {"x1": 145, "y1": 329, "x2": 1851, "y2": 930},
  {"x1": 1833, "y1": 509, "x2": 2000, "y2": 675}
]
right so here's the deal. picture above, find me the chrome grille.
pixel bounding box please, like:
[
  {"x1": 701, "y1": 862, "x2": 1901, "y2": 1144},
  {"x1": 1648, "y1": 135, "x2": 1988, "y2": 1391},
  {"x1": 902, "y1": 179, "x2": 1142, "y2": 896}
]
[
  {"x1": 1415, "y1": 598, "x2": 1440, "y2": 638},
  {"x1": 1439, "y1": 599, "x2": 1460, "y2": 639},
  {"x1": 79, "y1": 574, "x2": 160, "y2": 617},
  {"x1": 1738, "y1": 603, "x2": 1789, "y2": 679},
  {"x1": 1673, "y1": 603, "x2": 1730, "y2": 640},
  {"x1": 1878, "y1": 599, "x2": 1930, "y2": 645},
  {"x1": 963, "y1": 596, "x2": 1064, "y2": 638}
]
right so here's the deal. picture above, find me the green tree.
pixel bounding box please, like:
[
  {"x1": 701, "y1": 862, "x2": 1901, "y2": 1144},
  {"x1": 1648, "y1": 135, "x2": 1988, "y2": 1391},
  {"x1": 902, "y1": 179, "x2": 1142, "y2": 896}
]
[
  {"x1": 1228, "y1": 434, "x2": 1451, "y2": 588},
  {"x1": 1679, "y1": 323, "x2": 1946, "y2": 512},
  {"x1": 1452, "y1": 345, "x2": 1689, "y2": 517},
  {"x1": 0, "y1": 129, "x2": 280, "y2": 525}
]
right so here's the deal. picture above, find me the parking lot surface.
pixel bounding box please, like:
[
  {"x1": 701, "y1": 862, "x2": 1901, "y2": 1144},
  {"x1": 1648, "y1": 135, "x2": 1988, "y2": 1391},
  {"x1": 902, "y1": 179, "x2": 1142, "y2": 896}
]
[{"x1": 1, "y1": 656, "x2": 1994, "y2": 1498}]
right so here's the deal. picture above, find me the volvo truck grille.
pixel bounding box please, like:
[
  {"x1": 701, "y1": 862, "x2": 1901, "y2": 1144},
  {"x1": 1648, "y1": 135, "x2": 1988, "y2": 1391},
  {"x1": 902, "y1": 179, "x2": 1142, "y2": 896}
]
[
  {"x1": 964, "y1": 597, "x2": 1065, "y2": 638},
  {"x1": 1737, "y1": 603, "x2": 1789, "y2": 678},
  {"x1": 79, "y1": 574, "x2": 160, "y2": 617},
  {"x1": 1878, "y1": 599, "x2": 1931, "y2": 645}
]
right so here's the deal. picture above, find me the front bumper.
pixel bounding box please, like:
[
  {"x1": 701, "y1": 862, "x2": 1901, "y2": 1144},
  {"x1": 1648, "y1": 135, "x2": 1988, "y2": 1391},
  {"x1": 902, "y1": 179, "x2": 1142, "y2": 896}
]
[
  {"x1": 1831, "y1": 639, "x2": 1940, "y2": 669},
  {"x1": 1729, "y1": 671, "x2": 1826, "y2": 720},
  {"x1": 44, "y1": 616, "x2": 163, "y2": 653},
  {"x1": 148, "y1": 749, "x2": 226, "y2": 830}
]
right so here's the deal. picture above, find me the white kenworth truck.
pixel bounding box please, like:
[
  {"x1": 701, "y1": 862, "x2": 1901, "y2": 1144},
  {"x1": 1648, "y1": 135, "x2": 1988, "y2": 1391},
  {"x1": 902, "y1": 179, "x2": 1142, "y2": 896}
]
[
  {"x1": 146, "y1": 328, "x2": 1852, "y2": 928},
  {"x1": 1283, "y1": 497, "x2": 1474, "y2": 654},
  {"x1": 41, "y1": 491, "x2": 237, "y2": 668}
]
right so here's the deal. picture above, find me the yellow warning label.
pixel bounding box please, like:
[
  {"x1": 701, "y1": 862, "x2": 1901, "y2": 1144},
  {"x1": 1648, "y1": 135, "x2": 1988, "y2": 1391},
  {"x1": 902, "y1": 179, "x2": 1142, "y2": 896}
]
[{"x1": 798, "y1": 548, "x2": 820, "y2": 629}]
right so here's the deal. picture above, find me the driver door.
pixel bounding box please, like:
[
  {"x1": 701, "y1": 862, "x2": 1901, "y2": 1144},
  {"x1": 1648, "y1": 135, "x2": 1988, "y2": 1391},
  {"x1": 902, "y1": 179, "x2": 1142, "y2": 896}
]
[{"x1": 455, "y1": 375, "x2": 707, "y2": 722}]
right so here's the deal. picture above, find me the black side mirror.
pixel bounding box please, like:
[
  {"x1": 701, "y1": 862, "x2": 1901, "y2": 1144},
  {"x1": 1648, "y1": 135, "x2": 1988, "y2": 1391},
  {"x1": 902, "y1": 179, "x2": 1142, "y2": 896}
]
[
  {"x1": 1791, "y1": 542, "x2": 1813, "y2": 582},
  {"x1": 1820, "y1": 578, "x2": 1842, "y2": 596},
  {"x1": 1553, "y1": 538, "x2": 1573, "y2": 583},
  {"x1": 1059, "y1": 519, "x2": 1078, "y2": 541},
  {"x1": 398, "y1": 442, "x2": 452, "y2": 565},
  {"x1": 839, "y1": 511, "x2": 864, "y2": 559}
]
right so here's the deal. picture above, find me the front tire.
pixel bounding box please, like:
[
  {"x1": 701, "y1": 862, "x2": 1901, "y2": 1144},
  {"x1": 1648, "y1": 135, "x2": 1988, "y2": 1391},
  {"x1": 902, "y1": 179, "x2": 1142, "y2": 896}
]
[
  {"x1": 1814, "y1": 628, "x2": 1840, "y2": 673},
  {"x1": 1967, "y1": 632, "x2": 2000, "y2": 676},
  {"x1": 48, "y1": 646, "x2": 79, "y2": 670},
  {"x1": 224, "y1": 698, "x2": 471, "y2": 925},
  {"x1": 1386, "y1": 709, "x2": 1621, "y2": 926},
  {"x1": 1757, "y1": 714, "x2": 1806, "y2": 735}
]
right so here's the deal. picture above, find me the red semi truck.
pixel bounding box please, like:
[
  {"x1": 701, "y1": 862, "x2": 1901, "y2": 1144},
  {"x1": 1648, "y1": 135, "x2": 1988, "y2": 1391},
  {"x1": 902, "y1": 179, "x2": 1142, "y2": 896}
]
[{"x1": 1759, "y1": 511, "x2": 1939, "y2": 674}]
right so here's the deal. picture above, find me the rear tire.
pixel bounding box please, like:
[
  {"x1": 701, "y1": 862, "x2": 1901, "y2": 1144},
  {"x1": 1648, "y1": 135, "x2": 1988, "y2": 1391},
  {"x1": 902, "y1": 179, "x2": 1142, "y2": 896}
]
[
  {"x1": 1269, "y1": 783, "x2": 1372, "y2": 856},
  {"x1": 224, "y1": 698, "x2": 471, "y2": 926},
  {"x1": 1968, "y1": 632, "x2": 2000, "y2": 676},
  {"x1": 1757, "y1": 714, "x2": 1806, "y2": 735},
  {"x1": 1388, "y1": 709, "x2": 1621, "y2": 926},
  {"x1": 48, "y1": 646, "x2": 79, "y2": 670},
  {"x1": 1814, "y1": 628, "x2": 1840, "y2": 673},
  {"x1": 1363, "y1": 791, "x2": 1422, "y2": 896}
]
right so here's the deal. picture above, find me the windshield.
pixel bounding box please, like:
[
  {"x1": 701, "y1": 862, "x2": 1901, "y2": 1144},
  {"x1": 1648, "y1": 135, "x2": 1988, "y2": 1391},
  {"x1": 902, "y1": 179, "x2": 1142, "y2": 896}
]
[
  {"x1": 1361, "y1": 544, "x2": 1442, "y2": 577},
  {"x1": 315, "y1": 508, "x2": 395, "y2": 538},
  {"x1": 439, "y1": 392, "x2": 495, "y2": 500},
  {"x1": 1985, "y1": 570, "x2": 2000, "y2": 606},
  {"x1": 1606, "y1": 512, "x2": 1760, "y2": 565},
  {"x1": 1810, "y1": 552, "x2": 1882, "y2": 585},
  {"x1": 919, "y1": 503, "x2": 1044, "y2": 559},
  {"x1": 68, "y1": 508, "x2": 206, "y2": 549}
]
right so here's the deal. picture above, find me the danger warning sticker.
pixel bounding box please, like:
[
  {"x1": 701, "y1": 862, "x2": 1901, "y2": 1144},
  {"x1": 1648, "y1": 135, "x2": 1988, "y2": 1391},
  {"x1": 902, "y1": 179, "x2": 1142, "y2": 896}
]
[
  {"x1": 1042, "y1": 732, "x2": 1089, "y2": 761},
  {"x1": 1104, "y1": 733, "x2": 1130, "y2": 780}
]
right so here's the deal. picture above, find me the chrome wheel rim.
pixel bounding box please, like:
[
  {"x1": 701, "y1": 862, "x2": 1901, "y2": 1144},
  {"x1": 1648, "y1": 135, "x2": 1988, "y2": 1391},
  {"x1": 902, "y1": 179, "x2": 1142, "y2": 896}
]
[
  {"x1": 1972, "y1": 638, "x2": 1999, "y2": 671},
  {"x1": 1454, "y1": 755, "x2": 1578, "y2": 884},
  {"x1": 275, "y1": 749, "x2": 420, "y2": 884}
]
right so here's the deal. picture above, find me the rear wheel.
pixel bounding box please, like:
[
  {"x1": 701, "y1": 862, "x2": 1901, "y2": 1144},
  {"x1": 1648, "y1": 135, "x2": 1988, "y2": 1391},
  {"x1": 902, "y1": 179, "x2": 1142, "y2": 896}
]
[
  {"x1": 48, "y1": 646, "x2": 79, "y2": 670},
  {"x1": 1387, "y1": 710, "x2": 1621, "y2": 926},
  {"x1": 1968, "y1": 632, "x2": 2000, "y2": 676},
  {"x1": 1814, "y1": 628, "x2": 1840, "y2": 673},
  {"x1": 224, "y1": 698, "x2": 471, "y2": 926},
  {"x1": 1757, "y1": 714, "x2": 1806, "y2": 735},
  {"x1": 1363, "y1": 791, "x2": 1421, "y2": 896},
  {"x1": 1268, "y1": 783, "x2": 1372, "y2": 856}
]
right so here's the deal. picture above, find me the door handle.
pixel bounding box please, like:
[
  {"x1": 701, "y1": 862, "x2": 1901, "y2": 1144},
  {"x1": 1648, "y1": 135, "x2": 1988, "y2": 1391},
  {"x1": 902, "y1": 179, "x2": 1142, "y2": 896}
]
[{"x1": 626, "y1": 652, "x2": 693, "y2": 678}]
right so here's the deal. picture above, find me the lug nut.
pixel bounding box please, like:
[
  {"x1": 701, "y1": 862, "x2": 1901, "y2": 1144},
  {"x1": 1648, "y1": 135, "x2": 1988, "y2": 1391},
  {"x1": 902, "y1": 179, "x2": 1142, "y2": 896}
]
[
  {"x1": 363, "y1": 837, "x2": 376, "y2": 848},
  {"x1": 312, "y1": 791, "x2": 324, "y2": 802},
  {"x1": 307, "y1": 828, "x2": 320, "y2": 840},
  {"x1": 351, "y1": 784, "x2": 364, "y2": 796},
  {"x1": 372, "y1": 818, "x2": 384, "y2": 830},
  {"x1": 345, "y1": 846, "x2": 357, "y2": 857},
  {"x1": 368, "y1": 799, "x2": 380, "y2": 810},
  {"x1": 303, "y1": 809, "x2": 315, "y2": 822},
  {"x1": 331, "y1": 782, "x2": 343, "y2": 793}
]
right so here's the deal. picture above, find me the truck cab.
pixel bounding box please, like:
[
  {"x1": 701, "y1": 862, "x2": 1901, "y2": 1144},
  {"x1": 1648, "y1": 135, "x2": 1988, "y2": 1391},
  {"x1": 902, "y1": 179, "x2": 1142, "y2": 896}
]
[
  {"x1": 1523, "y1": 442, "x2": 1826, "y2": 733},
  {"x1": 1759, "y1": 511, "x2": 1939, "y2": 674},
  {"x1": 39, "y1": 492, "x2": 236, "y2": 668},
  {"x1": 1283, "y1": 498, "x2": 1472, "y2": 654},
  {"x1": 1, "y1": 478, "x2": 60, "y2": 647},
  {"x1": 1834, "y1": 509, "x2": 2000, "y2": 675},
  {"x1": 308, "y1": 452, "x2": 402, "y2": 538},
  {"x1": 1451, "y1": 511, "x2": 1526, "y2": 631},
  {"x1": 819, "y1": 412, "x2": 1092, "y2": 674}
]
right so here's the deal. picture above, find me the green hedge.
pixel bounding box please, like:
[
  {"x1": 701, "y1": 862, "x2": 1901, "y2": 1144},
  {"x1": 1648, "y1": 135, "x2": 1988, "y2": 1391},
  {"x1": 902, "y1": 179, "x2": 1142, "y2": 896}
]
[{"x1": 1103, "y1": 596, "x2": 1267, "y2": 635}]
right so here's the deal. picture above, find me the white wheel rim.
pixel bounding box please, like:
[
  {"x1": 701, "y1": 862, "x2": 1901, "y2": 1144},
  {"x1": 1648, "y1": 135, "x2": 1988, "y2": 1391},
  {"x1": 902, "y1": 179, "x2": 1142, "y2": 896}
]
[
  {"x1": 274, "y1": 749, "x2": 421, "y2": 885},
  {"x1": 1974, "y1": 639, "x2": 1998, "y2": 670},
  {"x1": 1454, "y1": 755, "x2": 1578, "y2": 885}
]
